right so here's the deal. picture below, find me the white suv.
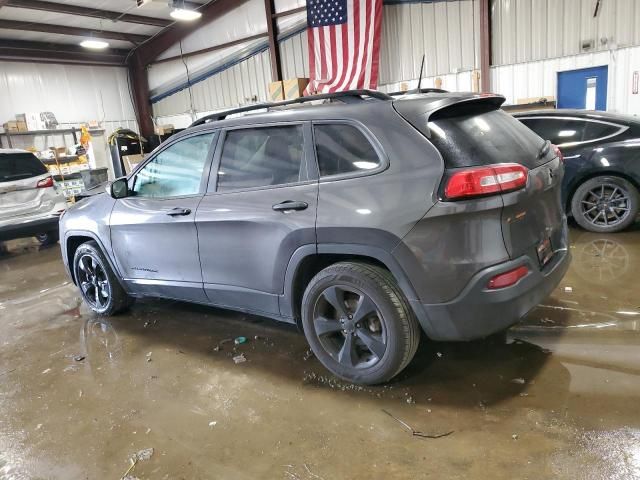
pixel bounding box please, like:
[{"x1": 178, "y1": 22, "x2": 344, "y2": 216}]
[{"x1": 0, "y1": 149, "x2": 67, "y2": 245}]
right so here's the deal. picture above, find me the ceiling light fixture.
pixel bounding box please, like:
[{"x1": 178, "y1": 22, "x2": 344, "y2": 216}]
[
  {"x1": 170, "y1": 5, "x2": 202, "y2": 21},
  {"x1": 80, "y1": 39, "x2": 110, "y2": 49}
]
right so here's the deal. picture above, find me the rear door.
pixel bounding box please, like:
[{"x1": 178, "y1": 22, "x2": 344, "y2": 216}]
[
  {"x1": 109, "y1": 132, "x2": 216, "y2": 303},
  {"x1": 0, "y1": 152, "x2": 54, "y2": 220},
  {"x1": 196, "y1": 123, "x2": 317, "y2": 317}
]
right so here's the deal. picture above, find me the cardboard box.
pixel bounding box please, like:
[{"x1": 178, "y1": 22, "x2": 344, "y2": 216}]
[
  {"x1": 283, "y1": 78, "x2": 309, "y2": 100},
  {"x1": 15, "y1": 113, "x2": 27, "y2": 123},
  {"x1": 268, "y1": 81, "x2": 284, "y2": 102},
  {"x1": 154, "y1": 124, "x2": 174, "y2": 136},
  {"x1": 122, "y1": 154, "x2": 144, "y2": 174},
  {"x1": 16, "y1": 121, "x2": 27, "y2": 132},
  {"x1": 3, "y1": 121, "x2": 18, "y2": 132}
]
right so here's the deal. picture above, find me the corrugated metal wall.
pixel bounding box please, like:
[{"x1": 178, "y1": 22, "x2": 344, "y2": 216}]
[
  {"x1": 491, "y1": 44, "x2": 640, "y2": 116},
  {"x1": 492, "y1": 0, "x2": 640, "y2": 66},
  {"x1": 380, "y1": 0, "x2": 479, "y2": 83},
  {"x1": 152, "y1": 49, "x2": 273, "y2": 119},
  {"x1": 0, "y1": 61, "x2": 137, "y2": 134},
  {"x1": 153, "y1": 1, "x2": 481, "y2": 120}
]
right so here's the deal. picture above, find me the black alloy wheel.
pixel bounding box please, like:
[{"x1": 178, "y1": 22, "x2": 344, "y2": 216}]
[
  {"x1": 313, "y1": 284, "x2": 387, "y2": 369},
  {"x1": 579, "y1": 183, "x2": 631, "y2": 228},
  {"x1": 572, "y1": 176, "x2": 639, "y2": 233},
  {"x1": 301, "y1": 262, "x2": 420, "y2": 385},
  {"x1": 77, "y1": 253, "x2": 111, "y2": 311}
]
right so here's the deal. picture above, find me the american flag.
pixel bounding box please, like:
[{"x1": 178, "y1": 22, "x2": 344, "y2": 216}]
[{"x1": 305, "y1": 0, "x2": 383, "y2": 94}]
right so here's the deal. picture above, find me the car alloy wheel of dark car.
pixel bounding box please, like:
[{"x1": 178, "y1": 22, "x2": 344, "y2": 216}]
[{"x1": 571, "y1": 176, "x2": 639, "y2": 233}]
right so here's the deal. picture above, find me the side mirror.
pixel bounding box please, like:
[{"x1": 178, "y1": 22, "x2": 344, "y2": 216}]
[{"x1": 109, "y1": 177, "x2": 129, "y2": 199}]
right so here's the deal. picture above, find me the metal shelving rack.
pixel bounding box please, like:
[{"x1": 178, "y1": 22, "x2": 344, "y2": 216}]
[{"x1": 0, "y1": 127, "x2": 79, "y2": 149}]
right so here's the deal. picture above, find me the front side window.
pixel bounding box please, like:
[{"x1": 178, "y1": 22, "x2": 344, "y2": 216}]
[
  {"x1": 217, "y1": 125, "x2": 306, "y2": 191},
  {"x1": 133, "y1": 133, "x2": 214, "y2": 198},
  {"x1": 313, "y1": 124, "x2": 381, "y2": 177}
]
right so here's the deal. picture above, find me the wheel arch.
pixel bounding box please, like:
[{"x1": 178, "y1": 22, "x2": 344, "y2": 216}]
[
  {"x1": 281, "y1": 243, "x2": 421, "y2": 326},
  {"x1": 63, "y1": 230, "x2": 124, "y2": 288}
]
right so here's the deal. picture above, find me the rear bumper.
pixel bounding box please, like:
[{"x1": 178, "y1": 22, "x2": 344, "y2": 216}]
[
  {"x1": 0, "y1": 216, "x2": 60, "y2": 241},
  {"x1": 412, "y1": 247, "x2": 571, "y2": 341}
]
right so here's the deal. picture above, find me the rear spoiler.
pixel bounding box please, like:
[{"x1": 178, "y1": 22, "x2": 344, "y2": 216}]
[{"x1": 393, "y1": 94, "x2": 506, "y2": 137}]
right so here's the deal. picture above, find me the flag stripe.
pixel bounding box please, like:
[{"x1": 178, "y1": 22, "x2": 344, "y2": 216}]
[{"x1": 305, "y1": 0, "x2": 381, "y2": 94}]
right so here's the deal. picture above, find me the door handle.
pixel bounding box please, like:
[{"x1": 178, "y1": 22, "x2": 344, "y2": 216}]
[
  {"x1": 272, "y1": 201, "x2": 308, "y2": 212},
  {"x1": 166, "y1": 207, "x2": 192, "y2": 216}
]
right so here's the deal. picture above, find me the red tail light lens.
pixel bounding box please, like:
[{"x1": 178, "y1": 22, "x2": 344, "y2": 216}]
[
  {"x1": 444, "y1": 163, "x2": 528, "y2": 200},
  {"x1": 36, "y1": 177, "x2": 54, "y2": 189},
  {"x1": 487, "y1": 265, "x2": 529, "y2": 290},
  {"x1": 551, "y1": 144, "x2": 564, "y2": 162}
]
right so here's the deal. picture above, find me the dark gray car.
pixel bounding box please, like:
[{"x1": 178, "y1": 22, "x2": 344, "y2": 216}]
[{"x1": 59, "y1": 90, "x2": 570, "y2": 384}]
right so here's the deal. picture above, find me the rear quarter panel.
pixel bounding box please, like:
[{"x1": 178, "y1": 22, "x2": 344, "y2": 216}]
[{"x1": 315, "y1": 103, "x2": 443, "y2": 247}]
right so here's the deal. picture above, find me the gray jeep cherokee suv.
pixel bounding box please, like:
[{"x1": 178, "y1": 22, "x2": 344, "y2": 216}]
[{"x1": 60, "y1": 90, "x2": 570, "y2": 384}]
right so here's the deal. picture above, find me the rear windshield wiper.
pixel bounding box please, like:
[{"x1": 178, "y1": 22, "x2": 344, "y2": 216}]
[{"x1": 538, "y1": 140, "x2": 551, "y2": 158}]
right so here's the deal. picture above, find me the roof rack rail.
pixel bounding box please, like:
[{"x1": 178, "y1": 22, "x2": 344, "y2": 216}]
[
  {"x1": 189, "y1": 89, "x2": 392, "y2": 128},
  {"x1": 389, "y1": 88, "x2": 449, "y2": 96}
]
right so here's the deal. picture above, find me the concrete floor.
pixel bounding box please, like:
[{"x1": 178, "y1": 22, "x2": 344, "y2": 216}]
[{"x1": 1, "y1": 226, "x2": 639, "y2": 480}]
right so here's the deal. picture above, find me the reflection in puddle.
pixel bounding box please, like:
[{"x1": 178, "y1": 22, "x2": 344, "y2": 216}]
[
  {"x1": 79, "y1": 317, "x2": 122, "y2": 379},
  {"x1": 574, "y1": 237, "x2": 631, "y2": 285}
]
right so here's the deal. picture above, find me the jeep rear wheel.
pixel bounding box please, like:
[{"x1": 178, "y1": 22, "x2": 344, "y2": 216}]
[{"x1": 301, "y1": 262, "x2": 420, "y2": 385}]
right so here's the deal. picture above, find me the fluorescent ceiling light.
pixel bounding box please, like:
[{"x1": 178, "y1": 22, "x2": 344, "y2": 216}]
[
  {"x1": 558, "y1": 130, "x2": 576, "y2": 137},
  {"x1": 80, "y1": 39, "x2": 109, "y2": 49},
  {"x1": 170, "y1": 8, "x2": 202, "y2": 21}
]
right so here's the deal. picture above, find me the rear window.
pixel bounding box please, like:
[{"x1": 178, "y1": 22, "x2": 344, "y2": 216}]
[
  {"x1": 427, "y1": 106, "x2": 547, "y2": 169},
  {"x1": 314, "y1": 124, "x2": 381, "y2": 177},
  {"x1": 0, "y1": 153, "x2": 48, "y2": 183}
]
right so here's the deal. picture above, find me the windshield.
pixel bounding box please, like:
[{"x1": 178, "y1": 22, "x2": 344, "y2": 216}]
[{"x1": 0, "y1": 152, "x2": 48, "y2": 183}]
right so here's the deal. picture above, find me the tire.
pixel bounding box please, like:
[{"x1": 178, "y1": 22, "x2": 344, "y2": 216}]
[
  {"x1": 571, "y1": 176, "x2": 639, "y2": 233},
  {"x1": 301, "y1": 262, "x2": 420, "y2": 385},
  {"x1": 73, "y1": 241, "x2": 134, "y2": 316},
  {"x1": 36, "y1": 230, "x2": 59, "y2": 246}
]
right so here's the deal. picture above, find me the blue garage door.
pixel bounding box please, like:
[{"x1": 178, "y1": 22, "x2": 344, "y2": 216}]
[{"x1": 557, "y1": 66, "x2": 608, "y2": 111}]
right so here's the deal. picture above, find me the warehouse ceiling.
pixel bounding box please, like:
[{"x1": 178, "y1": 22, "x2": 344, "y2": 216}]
[{"x1": 0, "y1": 0, "x2": 209, "y2": 66}]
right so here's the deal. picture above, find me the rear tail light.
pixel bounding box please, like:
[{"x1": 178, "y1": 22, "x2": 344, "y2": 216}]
[
  {"x1": 551, "y1": 144, "x2": 564, "y2": 162},
  {"x1": 487, "y1": 265, "x2": 529, "y2": 290},
  {"x1": 444, "y1": 163, "x2": 528, "y2": 200},
  {"x1": 36, "y1": 177, "x2": 54, "y2": 189}
]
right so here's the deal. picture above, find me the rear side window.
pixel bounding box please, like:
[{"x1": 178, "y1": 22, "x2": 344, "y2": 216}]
[
  {"x1": 427, "y1": 107, "x2": 546, "y2": 169},
  {"x1": 583, "y1": 121, "x2": 622, "y2": 141},
  {"x1": 520, "y1": 117, "x2": 623, "y2": 145},
  {"x1": 0, "y1": 152, "x2": 48, "y2": 183},
  {"x1": 313, "y1": 124, "x2": 381, "y2": 177},
  {"x1": 217, "y1": 126, "x2": 306, "y2": 191},
  {"x1": 520, "y1": 118, "x2": 587, "y2": 145}
]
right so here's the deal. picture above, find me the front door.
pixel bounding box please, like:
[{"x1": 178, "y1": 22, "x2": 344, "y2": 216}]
[
  {"x1": 196, "y1": 123, "x2": 317, "y2": 317},
  {"x1": 110, "y1": 132, "x2": 217, "y2": 302},
  {"x1": 557, "y1": 66, "x2": 608, "y2": 111}
]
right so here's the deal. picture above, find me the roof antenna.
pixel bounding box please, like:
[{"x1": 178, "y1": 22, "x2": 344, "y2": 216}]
[{"x1": 414, "y1": 54, "x2": 425, "y2": 93}]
